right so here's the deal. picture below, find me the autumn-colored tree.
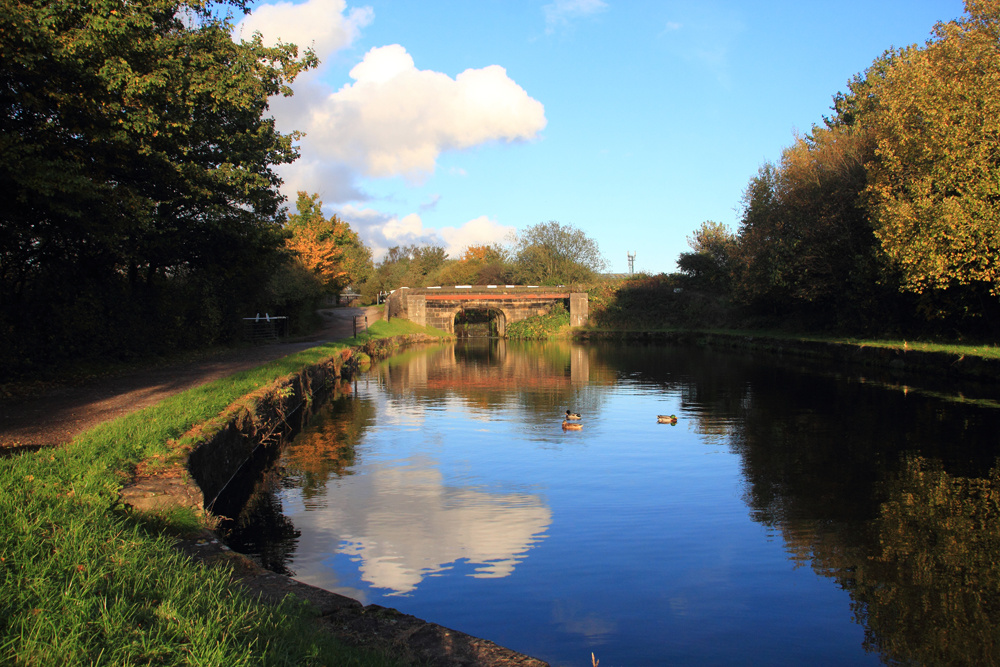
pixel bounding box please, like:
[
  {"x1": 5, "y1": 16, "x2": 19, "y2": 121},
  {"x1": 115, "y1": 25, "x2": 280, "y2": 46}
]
[
  {"x1": 779, "y1": 124, "x2": 893, "y2": 322},
  {"x1": 729, "y1": 122, "x2": 899, "y2": 327},
  {"x1": 857, "y1": 0, "x2": 1000, "y2": 296},
  {"x1": 285, "y1": 192, "x2": 372, "y2": 294},
  {"x1": 435, "y1": 243, "x2": 512, "y2": 285}
]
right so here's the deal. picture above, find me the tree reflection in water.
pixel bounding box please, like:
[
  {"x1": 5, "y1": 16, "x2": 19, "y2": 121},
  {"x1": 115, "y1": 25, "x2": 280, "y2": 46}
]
[
  {"x1": 850, "y1": 456, "x2": 1000, "y2": 666},
  {"x1": 219, "y1": 340, "x2": 1000, "y2": 665}
]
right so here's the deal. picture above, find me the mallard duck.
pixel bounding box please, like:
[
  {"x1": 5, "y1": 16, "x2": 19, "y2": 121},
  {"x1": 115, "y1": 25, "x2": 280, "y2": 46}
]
[
  {"x1": 565, "y1": 410, "x2": 581, "y2": 420},
  {"x1": 657, "y1": 414, "x2": 678, "y2": 424},
  {"x1": 562, "y1": 420, "x2": 583, "y2": 430}
]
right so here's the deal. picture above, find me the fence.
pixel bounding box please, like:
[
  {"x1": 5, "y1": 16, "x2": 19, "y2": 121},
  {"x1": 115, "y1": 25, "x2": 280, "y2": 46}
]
[{"x1": 242, "y1": 314, "x2": 288, "y2": 342}]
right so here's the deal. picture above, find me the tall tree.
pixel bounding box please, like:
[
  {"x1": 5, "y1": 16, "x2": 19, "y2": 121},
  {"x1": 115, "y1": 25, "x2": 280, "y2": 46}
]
[
  {"x1": 677, "y1": 221, "x2": 737, "y2": 290},
  {"x1": 512, "y1": 221, "x2": 606, "y2": 285},
  {"x1": 776, "y1": 124, "x2": 890, "y2": 322},
  {"x1": 858, "y1": 0, "x2": 1000, "y2": 296},
  {"x1": 285, "y1": 192, "x2": 372, "y2": 294},
  {"x1": 0, "y1": 0, "x2": 315, "y2": 369},
  {"x1": 731, "y1": 163, "x2": 790, "y2": 310},
  {"x1": 730, "y1": 125, "x2": 895, "y2": 328}
]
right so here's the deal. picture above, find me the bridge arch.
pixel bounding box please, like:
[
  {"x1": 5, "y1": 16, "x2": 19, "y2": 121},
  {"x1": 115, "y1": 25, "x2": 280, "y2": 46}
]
[{"x1": 451, "y1": 305, "x2": 509, "y2": 337}]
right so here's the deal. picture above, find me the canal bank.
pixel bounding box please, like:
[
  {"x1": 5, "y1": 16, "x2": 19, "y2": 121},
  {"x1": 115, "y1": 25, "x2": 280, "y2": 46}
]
[
  {"x1": 119, "y1": 330, "x2": 549, "y2": 666},
  {"x1": 4, "y1": 321, "x2": 997, "y2": 665},
  {"x1": 3, "y1": 317, "x2": 542, "y2": 666},
  {"x1": 573, "y1": 329, "x2": 1000, "y2": 383}
]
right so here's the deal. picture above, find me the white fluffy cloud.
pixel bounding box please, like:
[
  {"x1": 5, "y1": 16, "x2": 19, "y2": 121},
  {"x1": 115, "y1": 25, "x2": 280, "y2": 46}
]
[
  {"x1": 235, "y1": 1, "x2": 544, "y2": 261},
  {"x1": 274, "y1": 158, "x2": 369, "y2": 203},
  {"x1": 292, "y1": 455, "x2": 551, "y2": 595},
  {"x1": 234, "y1": 0, "x2": 372, "y2": 57},
  {"x1": 438, "y1": 216, "x2": 514, "y2": 258},
  {"x1": 337, "y1": 206, "x2": 515, "y2": 261},
  {"x1": 298, "y1": 44, "x2": 546, "y2": 179}
]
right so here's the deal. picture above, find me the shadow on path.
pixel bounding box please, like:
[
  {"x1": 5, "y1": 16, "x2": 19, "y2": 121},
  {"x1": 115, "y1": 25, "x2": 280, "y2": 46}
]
[{"x1": 0, "y1": 306, "x2": 380, "y2": 450}]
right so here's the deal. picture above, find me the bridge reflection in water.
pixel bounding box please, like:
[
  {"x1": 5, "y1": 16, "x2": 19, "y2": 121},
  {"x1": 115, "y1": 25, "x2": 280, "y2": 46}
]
[
  {"x1": 379, "y1": 339, "x2": 593, "y2": 396},
  {"x1": 222, "y1": 339, "x2": 603, "y2": 602}
]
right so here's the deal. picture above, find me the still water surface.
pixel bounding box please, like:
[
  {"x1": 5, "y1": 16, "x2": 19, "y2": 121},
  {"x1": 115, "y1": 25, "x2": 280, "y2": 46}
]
[{"x1": 222, "y1": 340, "x2": 1000, "y2": 666}]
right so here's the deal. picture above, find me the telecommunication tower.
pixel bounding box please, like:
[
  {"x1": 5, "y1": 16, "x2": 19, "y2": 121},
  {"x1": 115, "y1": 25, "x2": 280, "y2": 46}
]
[{"x1": 627, "y1": 252, "x2": 636, "y2": 275}]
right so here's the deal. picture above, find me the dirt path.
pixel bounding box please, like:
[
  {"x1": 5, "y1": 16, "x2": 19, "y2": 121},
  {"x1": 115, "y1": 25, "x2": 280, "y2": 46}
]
[{"x1": 0, "y1": 306, "x2": 380, "y2": 450}]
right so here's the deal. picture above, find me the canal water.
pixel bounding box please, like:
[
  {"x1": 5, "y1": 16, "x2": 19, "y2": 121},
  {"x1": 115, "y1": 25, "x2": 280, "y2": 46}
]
[{"x1": 221, "y1": 340, "x2": 1000, "y2": 666}]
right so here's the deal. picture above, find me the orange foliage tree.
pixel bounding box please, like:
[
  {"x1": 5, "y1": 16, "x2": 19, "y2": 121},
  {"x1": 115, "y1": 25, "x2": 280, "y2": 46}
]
[{"x1": 285, "y1": 192, "x2": 372, "y2": 294}]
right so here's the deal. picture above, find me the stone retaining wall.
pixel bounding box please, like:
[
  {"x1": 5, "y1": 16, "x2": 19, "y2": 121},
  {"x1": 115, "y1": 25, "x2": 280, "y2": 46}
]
[{"x1": 186, "y1": 351, "x2": 351, "y2": 507}]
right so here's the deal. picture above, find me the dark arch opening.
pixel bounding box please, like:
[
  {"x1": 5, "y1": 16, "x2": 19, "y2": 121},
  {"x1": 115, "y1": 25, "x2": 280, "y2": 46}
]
[{"x1": 454, "y1": 308, "x2": 506, "y2": 338}]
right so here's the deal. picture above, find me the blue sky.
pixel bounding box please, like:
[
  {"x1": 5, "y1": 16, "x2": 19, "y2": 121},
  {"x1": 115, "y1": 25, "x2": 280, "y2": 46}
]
[{"x1": 235, "y1": 0, "x2": 965, "y2": 274}]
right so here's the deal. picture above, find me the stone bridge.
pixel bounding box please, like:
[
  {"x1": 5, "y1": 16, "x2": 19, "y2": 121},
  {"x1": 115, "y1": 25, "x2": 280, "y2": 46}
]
[{"x1": 385, "y1": 286, "x2": 588, "y2": 335}]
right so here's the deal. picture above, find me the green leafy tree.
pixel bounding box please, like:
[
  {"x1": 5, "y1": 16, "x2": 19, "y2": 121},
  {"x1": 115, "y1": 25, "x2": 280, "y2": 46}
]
[
  {"x1": 0, "y1": 0, "x2": 315, "y2": 370},
  {"x1": 512, "y1": 221, "x2": 606, "y2": 285},
  {"x1": 366, "y1": 244, "x2": 448, "y2": 298},
  {"x1": 435, "y1": 243, "x2": 512, "y2": 285},
  {"x1": 677, "y1": 221, "x2": 737, "y2": 290},
  {"x1": 410, "y1": 245, "x2": 448, "y2": 283},
  {"x1": 731, "y1": 163, "x2": 790, "y2": 310}
]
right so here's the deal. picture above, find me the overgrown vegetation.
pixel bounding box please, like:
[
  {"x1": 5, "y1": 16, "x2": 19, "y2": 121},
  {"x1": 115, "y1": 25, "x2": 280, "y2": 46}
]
[
  {"x1": 506, "y1": 303, "x2": 570, "y2": 340},
  {"x1": 0, "y1": 323, "x2": 437, "y2": 665},
  {"x1": 588, "y1": 274, "x2": 736, "y2": 331}
]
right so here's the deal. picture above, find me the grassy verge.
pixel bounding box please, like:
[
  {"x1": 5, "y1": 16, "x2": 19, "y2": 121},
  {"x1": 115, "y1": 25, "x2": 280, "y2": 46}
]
[
  {"x1": 506, "y1": 308, "x2": 571, "y2": 340},
  {"x1": 350, "y1": 317, "x2": 450, "y2": 343},
  {"x1": 576, "y1": 324, "x2": 1000, "y2": 362},
  {"x1": 0, "y1": 325, "x2": 433, "y2": 666},
  {"x1": 684, "y1": 328, "x2": 1000, "y2": 362},
  {"x1": 818, "y1": 334, "x2": 1000, "y2": 360}
]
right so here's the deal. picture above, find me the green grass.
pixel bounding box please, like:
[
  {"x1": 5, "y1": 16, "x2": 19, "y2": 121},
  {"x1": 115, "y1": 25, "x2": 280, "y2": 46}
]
[
  {"x1": 0, "y1": 337, "x2": 422, "y2": 666},
  {"x1": 830, "y1": 336, "x2": 1000, "y2": 360},
  {"x1": 356, "y1": 317, "x2": 450, "y2": 340},
  {"x1": 691, "y1": 328, "x2": 1000, "y2": 361}
]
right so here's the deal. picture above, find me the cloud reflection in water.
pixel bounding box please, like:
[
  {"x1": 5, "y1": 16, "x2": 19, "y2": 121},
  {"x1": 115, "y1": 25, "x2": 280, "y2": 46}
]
[{"x1": 291, "y1": 454, "x2": 551, "y2": 595}]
